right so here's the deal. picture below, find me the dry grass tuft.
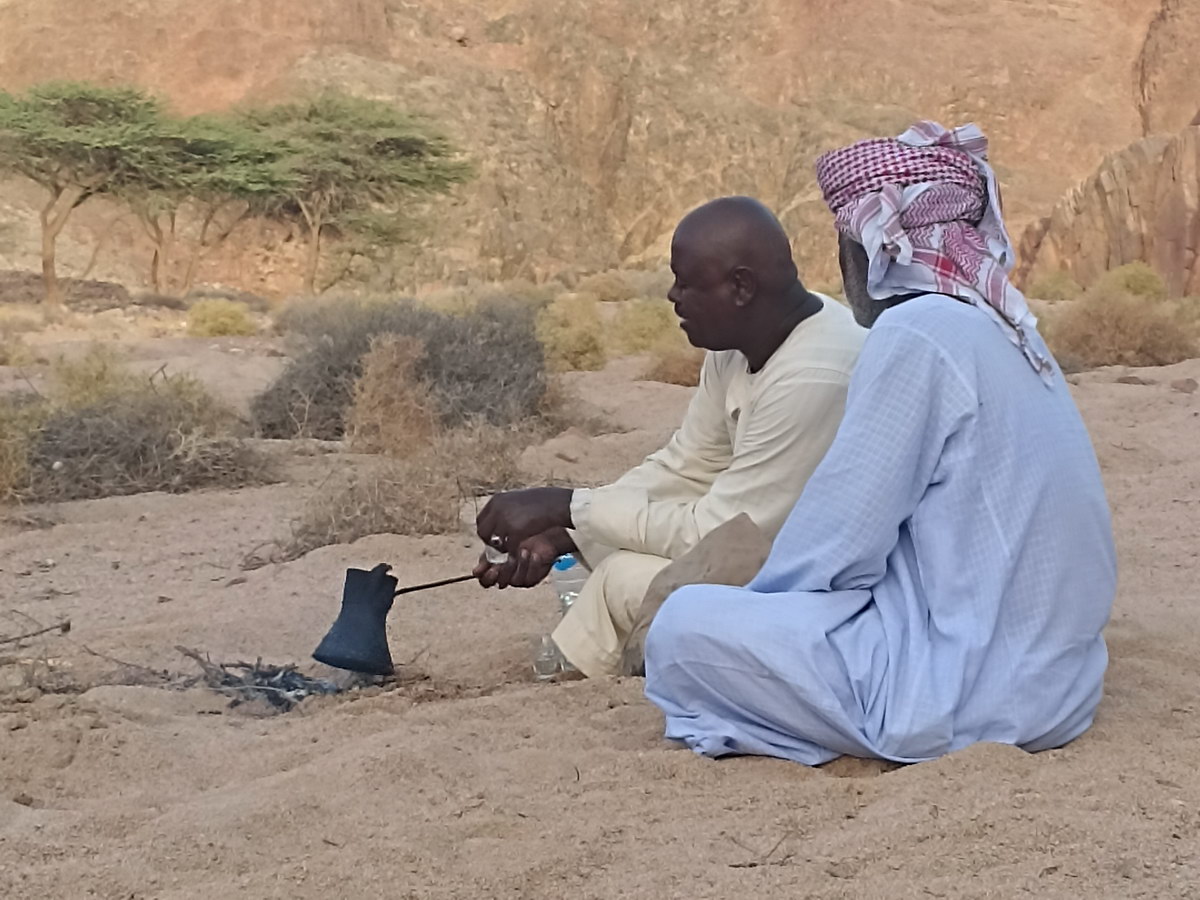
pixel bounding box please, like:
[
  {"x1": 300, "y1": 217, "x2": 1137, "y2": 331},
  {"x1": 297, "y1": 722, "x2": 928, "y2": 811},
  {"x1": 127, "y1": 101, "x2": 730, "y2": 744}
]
[
  {"x1": 578, "y1": 270, "x2": 635, "y2": 303},
  {"x1": 280, "y1": 422, "x2": 532, "y2": 561},
  {"x1": 0, "y1": 347, "x2": 270, "y2": 503},
  {"x1": 0, "y1": 331, "x2": 32, "y2": 366},
  {"x1": 284, "y1": 460, "x2": 462, "y2": 559},
  {"x1": 346, "y1": 335, "x2": 439, "y2": 456},
  {"x1": 1045, "y1": 280, "x2": 1199, "y2": 371},
  {"x1": 187, "y1": 299, "x2": 258, "y2": 337},
  {"x1": 418, "y1": 279, "x2": 555, "y2": 318},
  {"x1": 642, "y1": 345, "x2": 705, "y2": 386},
  {"x1": 535, "y1": 293, "x2": 606, "y2": 372}
]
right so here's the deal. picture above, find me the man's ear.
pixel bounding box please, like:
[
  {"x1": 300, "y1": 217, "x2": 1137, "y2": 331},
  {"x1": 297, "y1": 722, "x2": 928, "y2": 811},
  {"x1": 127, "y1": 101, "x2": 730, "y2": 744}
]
[{"x1": 731, "y1": 266, "x2": 756, "y2": 306}]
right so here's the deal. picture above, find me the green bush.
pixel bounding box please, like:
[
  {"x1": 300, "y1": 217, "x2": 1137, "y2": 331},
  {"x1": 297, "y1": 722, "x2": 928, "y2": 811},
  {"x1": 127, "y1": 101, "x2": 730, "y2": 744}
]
[
  {"x1": 1027, "y1": 270, "x2": 1082, "y2": 303},
  {"x1": 535, "y1": 293, "x2": 606, "y2": 372},
  {"x1": 610, "y1": 298, "x2": 684, "y2": 356},
  {"x1": 1091, "y1": 262, "x2": 1166, "y2": 301},
  {"x1": 187, "y1": 299, "x2": 258, "y2": 337}
]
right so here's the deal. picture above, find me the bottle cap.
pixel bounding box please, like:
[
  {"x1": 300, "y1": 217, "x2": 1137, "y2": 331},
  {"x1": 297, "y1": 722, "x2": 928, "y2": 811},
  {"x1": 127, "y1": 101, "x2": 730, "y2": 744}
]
[{"x1": 552, "y1": 555, "x2": 577, "y2": 571}]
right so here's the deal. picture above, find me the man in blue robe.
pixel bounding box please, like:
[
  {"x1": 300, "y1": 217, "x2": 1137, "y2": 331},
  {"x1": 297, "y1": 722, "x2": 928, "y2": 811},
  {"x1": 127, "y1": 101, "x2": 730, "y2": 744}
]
[{"x1": 643, "y1": 121, "x2": 1117, "y2": 765}]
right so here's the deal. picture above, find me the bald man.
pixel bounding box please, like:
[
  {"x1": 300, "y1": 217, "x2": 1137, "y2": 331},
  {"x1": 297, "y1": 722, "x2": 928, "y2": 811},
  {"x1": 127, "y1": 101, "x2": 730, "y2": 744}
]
[{"x1": 475, "y1": 197, "x2": 866, "y2": 678}]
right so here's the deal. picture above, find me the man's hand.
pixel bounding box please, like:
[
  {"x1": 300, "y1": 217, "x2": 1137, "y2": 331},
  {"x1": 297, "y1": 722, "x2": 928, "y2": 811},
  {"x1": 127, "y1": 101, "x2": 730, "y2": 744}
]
[
  {"x1": 476, "y1": 487, "x2": 574, "y2": 554},
  {"x1": 473, "y1": 528, "x2": 577, "y2": 590}
]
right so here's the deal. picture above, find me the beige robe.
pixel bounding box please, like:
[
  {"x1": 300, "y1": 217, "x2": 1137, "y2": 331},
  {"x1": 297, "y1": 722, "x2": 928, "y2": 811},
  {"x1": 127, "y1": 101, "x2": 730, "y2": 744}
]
[{"x1": 552, "y1": 298, "x2": 866, "y2": 677}]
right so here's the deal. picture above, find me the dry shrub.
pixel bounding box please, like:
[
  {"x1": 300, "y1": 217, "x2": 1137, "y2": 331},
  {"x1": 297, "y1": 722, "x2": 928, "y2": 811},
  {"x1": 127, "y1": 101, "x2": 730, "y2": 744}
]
[
  {"x1": 535, "y1": 293, "x2": 606, "y2": 372},
  {"x1": 578, "y1": 270, "x2": 635, "y2": 303},
  {"x1": 0, "y1": 348, "x2": 270, "y2": 502},
  {"x1": 610, "y1": 298, "x2": 682, "y2": 356},
  {"x1": 281, "y1": 422, "x2": 531, "y2": 560},
  {"x1": 1045, "y1": 282, "x2": 1200, "y2": 371},
  {"x1": 622, "y1": 267, "x2": 673, "y2": 300},
  {"x1": 187, "y1": 299, "x2": 258, "y2": 337},
  {"x1": 255, "y1": 297, "x2": 547, "y2": 439},
  {"x1": 1027, "y1": 270, "x2": 1082, "y2": 303},
  {"x1": 284, "y1": 459, "x2": 462, "y2": 559},
  {"x1": 643, "y1": 345, "x2": 705, "y2": 386},
  {"x1": 346, "y1": 335, "x2": 439, "y2": 455}
]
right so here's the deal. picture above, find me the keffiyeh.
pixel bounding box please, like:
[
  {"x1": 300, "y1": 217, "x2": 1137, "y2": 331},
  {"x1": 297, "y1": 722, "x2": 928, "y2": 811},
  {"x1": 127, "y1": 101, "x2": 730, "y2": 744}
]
[{"x1": 816, "y1": 121, "x2": 1053, "y2": 380}]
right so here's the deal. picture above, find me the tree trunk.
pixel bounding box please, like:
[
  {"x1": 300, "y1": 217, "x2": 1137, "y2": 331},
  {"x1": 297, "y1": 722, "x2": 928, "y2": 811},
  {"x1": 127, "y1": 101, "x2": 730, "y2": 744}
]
[
  {"x1": 183, "y1": 205, "x2": 220, "y2": 294},
  {"x1": 38, "y1": 185, "x2": 85, "y2": 307},
  {"x1": 303, "y1": 223, "x2": 322, "y2": 296},
  {"x1": 40, "y1": 215, "x2": 62, "y2": 307},
  {"x1": 141, "y1": 214, "x2": 166, "y2": 294}
]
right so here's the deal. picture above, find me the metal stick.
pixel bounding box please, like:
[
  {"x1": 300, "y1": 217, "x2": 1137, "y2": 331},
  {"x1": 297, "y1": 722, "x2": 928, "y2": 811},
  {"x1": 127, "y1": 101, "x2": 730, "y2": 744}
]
[{"x1": 392, "y1": 573, "x2": 476, "y2": 597}]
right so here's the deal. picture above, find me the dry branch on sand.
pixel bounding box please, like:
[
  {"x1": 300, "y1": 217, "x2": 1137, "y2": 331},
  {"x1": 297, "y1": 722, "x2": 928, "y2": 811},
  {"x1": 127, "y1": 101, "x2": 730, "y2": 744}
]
[{"x1": 176, "y1": 646, "x2": 340, "y2": 712}]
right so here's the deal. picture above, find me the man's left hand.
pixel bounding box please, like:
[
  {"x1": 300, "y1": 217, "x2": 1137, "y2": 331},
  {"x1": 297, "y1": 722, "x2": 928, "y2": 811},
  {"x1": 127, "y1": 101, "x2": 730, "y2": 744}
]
[
  {"x1": 473, "y1": 529, "x2": 568, "y2": 589},
  {"x1": 476, "y1": 487, "x2": 574, "y2": 553}
]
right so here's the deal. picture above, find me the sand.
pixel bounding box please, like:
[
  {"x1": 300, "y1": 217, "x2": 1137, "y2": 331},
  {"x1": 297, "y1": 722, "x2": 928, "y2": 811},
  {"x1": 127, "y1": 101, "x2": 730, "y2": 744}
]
[{"x1": 1, "y1": 345, "x2": 1199, "y2": 899}]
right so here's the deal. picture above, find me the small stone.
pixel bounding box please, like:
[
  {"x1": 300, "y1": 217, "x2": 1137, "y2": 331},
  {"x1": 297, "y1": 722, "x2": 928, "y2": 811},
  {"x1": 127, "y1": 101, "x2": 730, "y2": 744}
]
[
  {"x1": 12, "y1": 792, "x2": 35, "y2": 807},
  {"x1": 13, "y1": 688, "x2": 40, "y2": 704},
  {"x1": 156, "y1": 595, "x2": 173, "y2": 604},
  {"x1": 111, "y1": 560, "x2": 120, "y2": 570},
  {"x1": 1170, "y1": 377, "x2": 1198, "y2": 394},
  {"x1": 1115, "y1": 375, "x2": 1155, "y2": 386},
  {"x1": 37, "y1": 558, "x2": 56, "y2": 570},
  {"x1": 50, "y1": 460, "x2": 64, "y2": 472}
]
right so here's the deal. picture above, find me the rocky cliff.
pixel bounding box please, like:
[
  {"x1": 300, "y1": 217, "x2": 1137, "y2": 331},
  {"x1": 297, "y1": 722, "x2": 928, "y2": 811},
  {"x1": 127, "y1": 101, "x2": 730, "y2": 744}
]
[
  {"x1": 0, "y1": 0, "x2": 1195, "y2": 294},
  {"x1": 1019, "y1": 126, "x2": 1200, "y2": 297}
]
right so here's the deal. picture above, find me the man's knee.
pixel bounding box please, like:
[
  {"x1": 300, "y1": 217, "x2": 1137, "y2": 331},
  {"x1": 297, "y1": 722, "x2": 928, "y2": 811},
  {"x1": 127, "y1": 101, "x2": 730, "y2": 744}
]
[
  {"x1": 584, "y1": 550, "x2": 672, "y2": 623},
  {"x1": 644, "y1": 584, "x2": 707, "y2": 662}
]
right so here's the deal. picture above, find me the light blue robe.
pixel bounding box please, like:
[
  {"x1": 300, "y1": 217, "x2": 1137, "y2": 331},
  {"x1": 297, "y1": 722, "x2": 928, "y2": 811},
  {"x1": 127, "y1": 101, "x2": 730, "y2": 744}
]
[{"x1": 644, "y1": 295, "x2": 1117, "y2": 765}]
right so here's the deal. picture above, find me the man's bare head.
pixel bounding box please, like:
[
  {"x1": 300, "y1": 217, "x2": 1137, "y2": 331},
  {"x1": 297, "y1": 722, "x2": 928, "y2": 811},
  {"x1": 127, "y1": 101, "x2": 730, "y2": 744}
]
[{"x1": 667, "y1": 197, "x2": 809, "y2": 355}]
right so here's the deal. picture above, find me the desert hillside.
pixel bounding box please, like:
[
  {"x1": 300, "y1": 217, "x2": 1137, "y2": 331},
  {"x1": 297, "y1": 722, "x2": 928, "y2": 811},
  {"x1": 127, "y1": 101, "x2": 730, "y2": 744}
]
[{"x1": 0, "y1": 0, "x2": 1197, "y2": 292}]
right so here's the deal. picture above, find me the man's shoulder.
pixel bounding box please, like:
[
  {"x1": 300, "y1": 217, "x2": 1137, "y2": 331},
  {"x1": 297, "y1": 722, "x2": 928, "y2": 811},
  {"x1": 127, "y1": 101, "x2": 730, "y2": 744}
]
[
  {"x1": 873, "y1": 294, "x2": 995, "y2": 349},
  {"x1": 768, "y1": 296, "x2": 866, "y2": 380}
]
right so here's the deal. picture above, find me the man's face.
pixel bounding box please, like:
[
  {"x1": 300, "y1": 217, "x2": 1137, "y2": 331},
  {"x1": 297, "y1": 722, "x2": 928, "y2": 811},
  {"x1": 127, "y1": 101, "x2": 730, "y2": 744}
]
[{"x1": 667, "y1": 237, "x2": 740, "y2": 351}]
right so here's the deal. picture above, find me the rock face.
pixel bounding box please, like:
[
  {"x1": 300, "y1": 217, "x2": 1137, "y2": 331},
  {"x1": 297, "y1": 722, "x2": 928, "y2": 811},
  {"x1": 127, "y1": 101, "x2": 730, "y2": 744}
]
[
  {"x1": 1018, "y1": 126, "x2": 1200, "y2": 297},
  {"x1": 0, "y1": 0, "x2": 1195, "y2": 293}
]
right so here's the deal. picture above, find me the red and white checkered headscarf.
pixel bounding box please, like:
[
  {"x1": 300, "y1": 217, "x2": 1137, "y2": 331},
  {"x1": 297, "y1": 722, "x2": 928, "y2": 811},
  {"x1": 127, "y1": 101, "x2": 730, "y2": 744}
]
[{"x1": 816, "y1": 121, "x2": 1053, "y2": 380}]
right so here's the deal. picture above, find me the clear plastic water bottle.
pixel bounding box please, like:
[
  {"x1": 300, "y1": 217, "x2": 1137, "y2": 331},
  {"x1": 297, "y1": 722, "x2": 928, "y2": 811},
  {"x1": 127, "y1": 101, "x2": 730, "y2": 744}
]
[{"x1": 549, "y1": 555, "x2": 587, "y2": 617}]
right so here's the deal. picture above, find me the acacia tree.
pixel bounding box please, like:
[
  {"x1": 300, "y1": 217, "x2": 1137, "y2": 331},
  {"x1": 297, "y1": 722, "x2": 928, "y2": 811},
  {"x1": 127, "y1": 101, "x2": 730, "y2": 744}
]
[
  {"x1": 0, "y1": 82, "x2": 170, "y2": 305},
  {"x1": 118, "y1": 116, "x2": 293, "y2": 294},
  {"x1": 244, "y1": 92, "x2": 470, "y2": 295}
]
